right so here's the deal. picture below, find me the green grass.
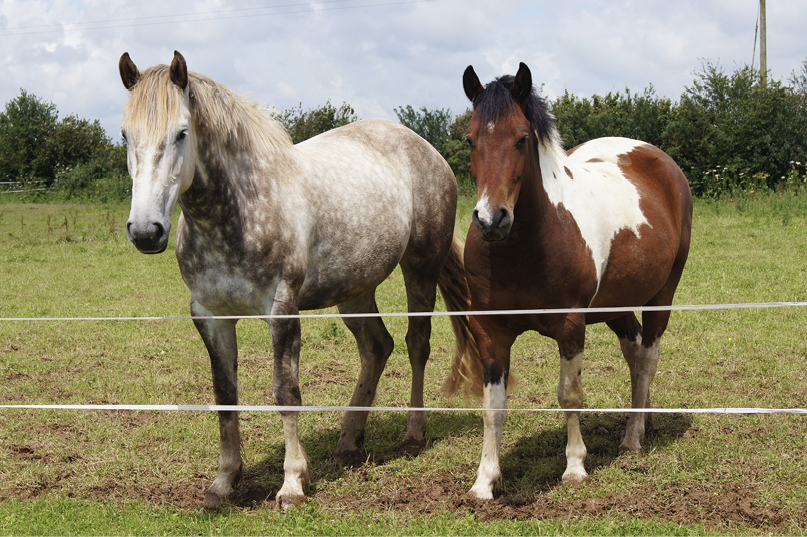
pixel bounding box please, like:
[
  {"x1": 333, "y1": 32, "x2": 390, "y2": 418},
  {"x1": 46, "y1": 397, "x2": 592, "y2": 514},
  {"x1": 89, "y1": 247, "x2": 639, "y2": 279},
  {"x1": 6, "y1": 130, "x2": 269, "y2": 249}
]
[
  {"x1": 0, "y1": 498, "x2": 722, "y2": 536},
  {"x1": 1, "y1": 191, "x2": 807, "y2": 535}
]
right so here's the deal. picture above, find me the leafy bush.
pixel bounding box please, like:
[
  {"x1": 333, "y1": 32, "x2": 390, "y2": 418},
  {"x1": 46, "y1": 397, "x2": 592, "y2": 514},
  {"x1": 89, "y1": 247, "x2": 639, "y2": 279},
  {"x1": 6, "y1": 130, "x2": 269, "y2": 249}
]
[
  {"x1": 550, "y1": 86, "x2": 673, "y2": 151},
  {"x1": 277, "y1": 100, "x2": 358, "y2": 144},
  {"x1": 52, "y1": 143, "x2": 129, "y2": 202},
  {"x1": 0, "y1": 90, "x2": 58, "y2": 183},
  {"x1": 663, "y1": 62, "x2": 807, "y2": 196}
]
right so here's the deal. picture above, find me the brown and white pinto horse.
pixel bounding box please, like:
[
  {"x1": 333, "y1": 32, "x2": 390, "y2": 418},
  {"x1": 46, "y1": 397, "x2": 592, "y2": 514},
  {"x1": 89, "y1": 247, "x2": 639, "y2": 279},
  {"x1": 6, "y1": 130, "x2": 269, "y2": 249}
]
[{"x1": 449, "y1": 63, "x2": 692, "y2": 499}]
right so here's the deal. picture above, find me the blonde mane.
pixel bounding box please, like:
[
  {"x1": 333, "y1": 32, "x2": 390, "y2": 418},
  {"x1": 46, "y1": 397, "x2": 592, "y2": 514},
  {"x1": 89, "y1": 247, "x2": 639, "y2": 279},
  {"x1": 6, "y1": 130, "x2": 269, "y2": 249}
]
[{"x1": 122, "y1": 64, "x2": 293, "y2": 156}]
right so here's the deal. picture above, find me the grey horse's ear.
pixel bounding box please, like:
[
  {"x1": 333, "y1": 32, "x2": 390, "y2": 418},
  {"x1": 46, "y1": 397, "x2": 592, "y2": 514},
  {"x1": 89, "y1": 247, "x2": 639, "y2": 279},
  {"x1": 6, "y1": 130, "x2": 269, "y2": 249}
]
[
  {"x1": 169, "y1": 50, "x2": 188, "y2": 90},
  {"x1": 463, "y1": 65, "x2": 485, "y2": 104},
  {"x1": 119, "y1": 52, "x2": 140, "y2": 90},
  {"x1": 512, "y1": 62, "x2": 532, "y2": 103}
]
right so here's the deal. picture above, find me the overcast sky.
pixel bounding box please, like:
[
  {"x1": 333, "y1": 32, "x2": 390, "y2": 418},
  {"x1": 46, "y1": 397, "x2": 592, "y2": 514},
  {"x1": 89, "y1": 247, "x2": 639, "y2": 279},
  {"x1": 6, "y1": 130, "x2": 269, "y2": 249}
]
[{"x1": 1, "y1": 0, "x2": 805, "y2": 140}]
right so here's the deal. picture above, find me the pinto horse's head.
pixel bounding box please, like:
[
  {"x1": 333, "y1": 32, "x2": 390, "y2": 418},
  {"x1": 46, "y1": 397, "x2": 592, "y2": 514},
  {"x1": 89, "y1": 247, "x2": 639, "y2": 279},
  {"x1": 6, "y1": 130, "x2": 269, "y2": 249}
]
[
  {"x1": 119, "y1": 51, "x2": 196, "y2": 254},
  {"x1": 463, "y1": 62, "x2": 554, "y2": 242}
]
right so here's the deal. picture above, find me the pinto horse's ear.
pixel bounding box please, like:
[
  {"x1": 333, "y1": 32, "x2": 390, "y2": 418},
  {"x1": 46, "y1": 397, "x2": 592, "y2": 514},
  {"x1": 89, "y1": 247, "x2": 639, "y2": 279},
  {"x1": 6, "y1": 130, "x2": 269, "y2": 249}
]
[
  {"x1": 512, "y1": 62, "x2": 533, "y2": 102},
  {"x1": 463, "y1": 65, "x2": 485, "y2": 104},
  {"x1": 169, "y1": 50, "x2": 189, "y2": 90},
  {"x1": 119, "y1": 52, "x2": 140, "y2": 90}
]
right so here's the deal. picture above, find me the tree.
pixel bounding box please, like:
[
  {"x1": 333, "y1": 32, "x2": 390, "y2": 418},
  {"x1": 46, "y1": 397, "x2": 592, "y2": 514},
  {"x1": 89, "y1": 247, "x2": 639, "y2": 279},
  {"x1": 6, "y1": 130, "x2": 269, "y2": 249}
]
[
  {"x1": 393, "y1": 105, "x2": 452, "y2": 154},
  {"x1": 663, "y1": 61, "x2": 806, "y2": 194},
  {"x1": 442, "y1": 108, "x2": 473, "y2": 188},
  {"x1": 278, "y1": 100, "x2": 358, "y2": 143},
  {"x1": 549, "y1": 86, "x2": 671, "y2": 150},
  {"x1": 0, "y1": 89, "x2": 58, "y2": 182},
  {"x1": 48, "y1": 115, "x2": 111, "y2": 170}
]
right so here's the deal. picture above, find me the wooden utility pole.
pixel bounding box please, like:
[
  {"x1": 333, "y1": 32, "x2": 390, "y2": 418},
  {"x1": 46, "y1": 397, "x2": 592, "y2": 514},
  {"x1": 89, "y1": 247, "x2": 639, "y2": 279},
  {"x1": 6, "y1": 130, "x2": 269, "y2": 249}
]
[{"x1": 760, "y1": 0, "x2": 767, "y2": 85}]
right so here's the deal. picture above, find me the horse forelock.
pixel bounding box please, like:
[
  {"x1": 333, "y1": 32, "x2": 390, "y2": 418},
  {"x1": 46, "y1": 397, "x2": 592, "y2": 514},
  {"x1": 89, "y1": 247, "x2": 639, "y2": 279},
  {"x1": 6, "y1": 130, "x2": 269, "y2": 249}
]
[
  {"x1": 475, "y1": 75, "x2": 563, "y2": 156},
  {"x1": 122, "y1": 65, "x2": 184, "y2": 143},
  {"x1": 122, "y1": 64, "x2": 293, "y2": 156}
]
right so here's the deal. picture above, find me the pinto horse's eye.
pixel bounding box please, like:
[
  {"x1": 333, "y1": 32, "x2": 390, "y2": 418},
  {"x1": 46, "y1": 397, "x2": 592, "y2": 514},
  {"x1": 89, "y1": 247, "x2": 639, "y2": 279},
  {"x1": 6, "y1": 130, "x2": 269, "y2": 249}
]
[
  {"x1": 176, "y1": 130, "x2": 188, "y2": 143},
  {"x1": 516, "y1": 134, "x2": 529, "y2": 147}
]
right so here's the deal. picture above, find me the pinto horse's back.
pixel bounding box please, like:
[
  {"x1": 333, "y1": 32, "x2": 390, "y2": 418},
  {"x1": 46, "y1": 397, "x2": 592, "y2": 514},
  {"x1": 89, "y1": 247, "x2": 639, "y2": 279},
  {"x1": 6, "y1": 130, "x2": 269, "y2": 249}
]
[{"x1": 567, "y1": 137, "x2": 693, "y2": 313}]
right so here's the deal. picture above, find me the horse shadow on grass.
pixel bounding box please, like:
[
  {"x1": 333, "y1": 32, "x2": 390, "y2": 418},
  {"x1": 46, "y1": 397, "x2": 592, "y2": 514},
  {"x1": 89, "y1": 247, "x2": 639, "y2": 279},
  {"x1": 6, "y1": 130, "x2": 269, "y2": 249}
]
[
  {"x1": 227, "y1": 410, "x2": 693, "y2": 508},
  {"x1": 228, "y1": 410, "x2": 484, "y2": 508},
  {"x1": 497, "y1": 411, "x2": 694, "y2": 502}
]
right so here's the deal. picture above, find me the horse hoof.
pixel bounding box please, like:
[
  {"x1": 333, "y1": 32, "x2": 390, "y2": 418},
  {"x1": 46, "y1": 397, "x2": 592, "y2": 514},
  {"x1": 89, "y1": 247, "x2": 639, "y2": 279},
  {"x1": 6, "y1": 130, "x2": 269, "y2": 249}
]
[
  {"x1": 618, "y1": 445, "x2": 645, "y2": 457},
  {"x1": 397, "y1": 436, "x2": 427, "y2": 457},
  {"x1": 203, "y1": 490, "x2": 227, "y2": 512},
  {"x1": 560, "y1": 474, "x2": 590, "y2": 487},
  {"x1": 334, "y1": 448, "x2": 365, "y2": 468},
  {"x1": 466, "y1": 487, "x2": 494, "y2": 501},
  {"x1": 276, "y1": 494, "x2": 307, "y2": 513}
]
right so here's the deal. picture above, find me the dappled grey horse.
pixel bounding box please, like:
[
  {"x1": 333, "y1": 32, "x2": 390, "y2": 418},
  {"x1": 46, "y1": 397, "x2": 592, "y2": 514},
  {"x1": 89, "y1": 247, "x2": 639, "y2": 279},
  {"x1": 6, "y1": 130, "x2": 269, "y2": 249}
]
[{"x1": 119, "y1": 51, "x2": 478, "y2": 509}]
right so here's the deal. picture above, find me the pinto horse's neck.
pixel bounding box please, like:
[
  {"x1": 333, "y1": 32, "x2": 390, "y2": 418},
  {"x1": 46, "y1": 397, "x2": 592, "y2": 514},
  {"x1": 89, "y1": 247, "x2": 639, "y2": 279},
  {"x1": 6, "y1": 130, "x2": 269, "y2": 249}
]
[{"x1": 508, "y1": 135, "x2": 558, "y2": 243}]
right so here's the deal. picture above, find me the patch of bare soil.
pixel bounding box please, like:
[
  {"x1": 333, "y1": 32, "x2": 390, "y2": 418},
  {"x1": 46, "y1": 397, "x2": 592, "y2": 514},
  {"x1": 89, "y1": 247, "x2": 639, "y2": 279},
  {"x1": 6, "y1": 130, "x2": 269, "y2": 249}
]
[
  {"x1": 311, "y1": 469, "x2": 799, "y2": 533},
  {"x1": 1, "y1": 414, "x2": 803, "y2": 534},
  {"x1": 2, "y1": 449, "x2": 802, "y2": 533}
]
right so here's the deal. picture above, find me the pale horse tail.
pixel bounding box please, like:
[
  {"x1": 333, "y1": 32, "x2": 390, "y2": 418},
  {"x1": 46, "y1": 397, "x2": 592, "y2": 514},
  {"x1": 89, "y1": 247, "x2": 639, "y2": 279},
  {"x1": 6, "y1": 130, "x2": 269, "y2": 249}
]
[{"x1": 437, "y1": 229, "x2": 484, "y2": 397}]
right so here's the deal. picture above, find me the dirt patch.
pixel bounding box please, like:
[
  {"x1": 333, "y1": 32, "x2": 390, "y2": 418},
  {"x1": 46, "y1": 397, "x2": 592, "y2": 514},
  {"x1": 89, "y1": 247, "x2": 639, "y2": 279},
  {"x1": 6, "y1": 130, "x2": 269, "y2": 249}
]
[
  {"x1": 0, "y1": 450, "x2": 802, "y2": 533},
  {"x1": 312, "y1": 469, "x2": 798, "y2": 532}
]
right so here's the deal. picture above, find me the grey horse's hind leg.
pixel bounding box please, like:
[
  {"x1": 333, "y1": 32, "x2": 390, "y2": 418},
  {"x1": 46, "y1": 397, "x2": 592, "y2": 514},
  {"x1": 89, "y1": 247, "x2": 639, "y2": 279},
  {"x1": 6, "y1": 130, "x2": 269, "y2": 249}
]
[
  {"x1": 191, "y1": 301, "x2": 242, "y2": 511},
  {"x1": 334, "y1": 291, "x2": 395, "y2": 467},
  {"x1": 398, "y1": 259, "x2": 441, "y2": 456}
]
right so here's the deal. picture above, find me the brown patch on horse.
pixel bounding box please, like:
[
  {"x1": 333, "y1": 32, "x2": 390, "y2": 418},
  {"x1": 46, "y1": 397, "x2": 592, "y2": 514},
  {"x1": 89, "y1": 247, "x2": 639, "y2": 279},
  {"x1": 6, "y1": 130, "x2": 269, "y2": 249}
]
[{"x1": 564, "y1": 166, "x2": 574, "y2": 180}]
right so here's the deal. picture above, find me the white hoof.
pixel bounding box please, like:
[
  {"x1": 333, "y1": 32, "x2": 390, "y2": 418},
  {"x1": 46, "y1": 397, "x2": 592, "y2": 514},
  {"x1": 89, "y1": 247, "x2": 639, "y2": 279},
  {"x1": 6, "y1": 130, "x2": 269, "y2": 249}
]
[{"x1": 467, "y1": 483, "x2": 494, "y2": 500}]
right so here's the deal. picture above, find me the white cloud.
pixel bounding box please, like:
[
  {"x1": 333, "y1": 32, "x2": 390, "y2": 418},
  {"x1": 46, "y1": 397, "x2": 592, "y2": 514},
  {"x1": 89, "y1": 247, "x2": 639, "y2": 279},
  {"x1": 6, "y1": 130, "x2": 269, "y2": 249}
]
[{"x1": 1, "y1": 0, "x2": 804, "y2": 139}]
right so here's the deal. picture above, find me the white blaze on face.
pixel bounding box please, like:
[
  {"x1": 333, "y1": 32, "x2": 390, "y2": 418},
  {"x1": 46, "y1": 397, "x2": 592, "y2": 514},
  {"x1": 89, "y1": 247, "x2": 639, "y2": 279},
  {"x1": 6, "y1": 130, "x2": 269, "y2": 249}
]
[
  {"x1": 539, "y1": 137, "x2": 650, "y2": 297},
  {"x1": 125, "y1": 108, "x2": 195, "y2": 243},
  {"x1": 474, "y1": 194, "x2": 496, "y2": 225}
]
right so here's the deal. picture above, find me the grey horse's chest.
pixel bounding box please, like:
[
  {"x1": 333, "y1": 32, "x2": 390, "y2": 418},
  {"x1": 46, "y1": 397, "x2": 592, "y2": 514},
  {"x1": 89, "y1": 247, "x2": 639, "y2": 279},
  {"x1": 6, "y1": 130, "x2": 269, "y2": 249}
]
[{"x1": 175, "y1": 218, "x2": 285, "y2": 315}]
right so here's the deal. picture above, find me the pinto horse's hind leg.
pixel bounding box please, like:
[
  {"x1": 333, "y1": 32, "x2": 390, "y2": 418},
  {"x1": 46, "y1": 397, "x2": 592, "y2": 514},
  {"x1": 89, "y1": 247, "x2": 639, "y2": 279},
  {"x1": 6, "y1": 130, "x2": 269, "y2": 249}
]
[
  {"x1": 607, "y1": 311, "x2": 664, "y2": 454},
  {"x1": 334, "y1": 291, "x2": 395, "y2": 467},
  {"x1": 191, "y1": 302, "x2": 242, "y2": 511}
]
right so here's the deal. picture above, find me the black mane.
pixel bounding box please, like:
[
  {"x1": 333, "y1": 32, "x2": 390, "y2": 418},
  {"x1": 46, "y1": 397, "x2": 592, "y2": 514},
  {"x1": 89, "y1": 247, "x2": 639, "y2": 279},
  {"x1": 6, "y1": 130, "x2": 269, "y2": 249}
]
[{"x1": 475, "y1": 75, "x2": 557, "y2": 147}]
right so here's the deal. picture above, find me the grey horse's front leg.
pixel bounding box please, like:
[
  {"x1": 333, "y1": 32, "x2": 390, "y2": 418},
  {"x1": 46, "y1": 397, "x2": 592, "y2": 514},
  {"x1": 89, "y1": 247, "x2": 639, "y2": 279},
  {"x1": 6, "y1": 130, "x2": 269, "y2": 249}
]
[
  {"x1": 269, "y1": 283, "x2": 309, "y2": 508},
  {"x1": 191, "y1": 301, "x2": 242, "y2": 511}
]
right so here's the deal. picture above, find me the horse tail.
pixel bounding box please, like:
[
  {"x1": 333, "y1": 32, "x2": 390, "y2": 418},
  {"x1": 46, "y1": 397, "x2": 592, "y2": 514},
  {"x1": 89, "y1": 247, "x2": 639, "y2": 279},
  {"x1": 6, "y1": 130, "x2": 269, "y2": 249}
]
[{"x1": 437, "y1": 229, "x2": 484, "y2": 398}]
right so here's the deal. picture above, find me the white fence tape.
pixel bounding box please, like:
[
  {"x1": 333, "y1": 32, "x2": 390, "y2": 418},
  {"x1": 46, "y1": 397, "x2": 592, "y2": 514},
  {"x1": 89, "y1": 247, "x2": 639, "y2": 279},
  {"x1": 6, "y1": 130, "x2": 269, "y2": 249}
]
[
  {"x1": 3, "y1": 301, "x2": 807, "y2": 415},
  {"x1": 3, "y1": 300, "x2": 807, "y2": 322}
]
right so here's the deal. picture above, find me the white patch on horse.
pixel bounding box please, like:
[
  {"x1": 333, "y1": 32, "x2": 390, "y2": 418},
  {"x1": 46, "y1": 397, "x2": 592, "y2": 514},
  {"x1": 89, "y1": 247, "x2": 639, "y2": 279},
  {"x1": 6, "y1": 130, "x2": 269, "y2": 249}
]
[
  {"x1": 469, "y1": 378, "x2": 507, "y2": 500},
  {"x1": 474, "y1": 195, "x2": 495, "y2": 226},
  {"x1": 557, "y1": 352, "x2": 588, "y2": 483},
  {"x1": 487, "y1": 121, "x2": 496, "y2": 133},
  {"x1": 539, "y1": 137, "x2": 649, "y2": 298}
]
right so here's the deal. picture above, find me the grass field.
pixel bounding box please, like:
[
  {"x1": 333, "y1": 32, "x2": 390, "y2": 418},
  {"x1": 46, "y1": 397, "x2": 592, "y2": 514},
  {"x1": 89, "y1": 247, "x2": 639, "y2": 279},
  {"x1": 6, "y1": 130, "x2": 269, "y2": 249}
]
[{"x1": 1, "y1": 191, "x2": 807, "y2": 535}]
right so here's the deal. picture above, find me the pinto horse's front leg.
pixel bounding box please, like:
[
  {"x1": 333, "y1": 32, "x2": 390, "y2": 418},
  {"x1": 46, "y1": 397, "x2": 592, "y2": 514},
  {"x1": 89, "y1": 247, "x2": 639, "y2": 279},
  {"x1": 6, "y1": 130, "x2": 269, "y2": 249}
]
[
  {"x1": 269, "y1": 284, "x2": 309, "y2": 509},
  {"x1": 191, "y1": 301, "x2": 242, "y2": 511},
  {"x1": 556, "y1": 316, "x2": 589, "y2": 485},
  {"x1": 467, "y1": 321, "x2": 514, "y2": 500}
]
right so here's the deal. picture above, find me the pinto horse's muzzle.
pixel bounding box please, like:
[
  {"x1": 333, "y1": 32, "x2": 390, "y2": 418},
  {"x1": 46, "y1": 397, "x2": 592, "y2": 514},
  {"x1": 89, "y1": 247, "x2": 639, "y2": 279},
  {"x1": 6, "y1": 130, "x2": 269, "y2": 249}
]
[
  {"x1": 127, "y1": 220, "x2": 170, "y2": 254},
  {"x1": 472, "y1": 206, "x2": 513, "y2": 242}
]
